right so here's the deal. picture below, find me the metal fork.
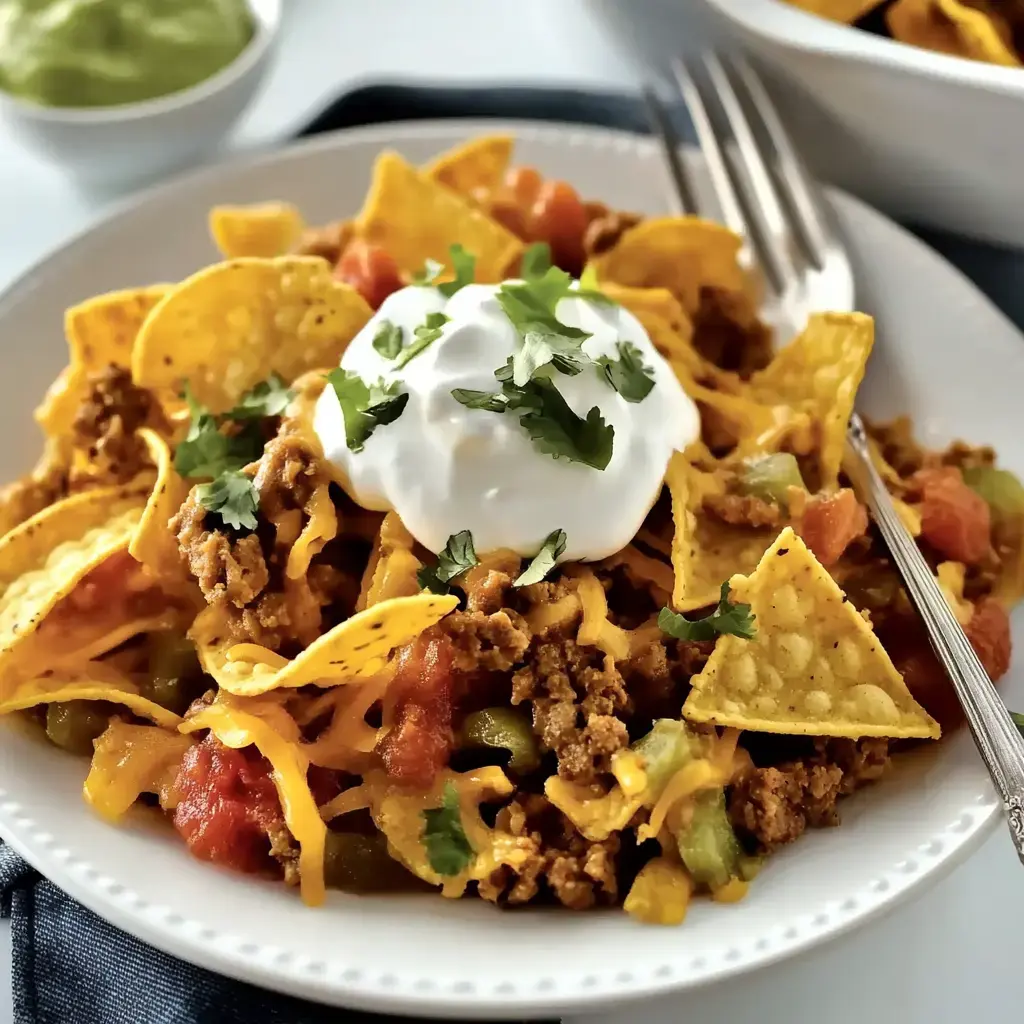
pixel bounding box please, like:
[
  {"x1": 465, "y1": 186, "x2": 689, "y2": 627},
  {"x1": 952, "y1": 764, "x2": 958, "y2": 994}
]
[{"x1": 644, "y1": 55, "x2": 1024, "y2": 862}]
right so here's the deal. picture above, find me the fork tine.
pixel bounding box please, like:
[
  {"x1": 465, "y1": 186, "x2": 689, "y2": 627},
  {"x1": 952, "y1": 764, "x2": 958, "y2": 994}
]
[
  {"x1": 696, "y1": 53, "x2": 800, "y2": 297},
  {"x1": 640, "y1": 85, "x2": 698, "y2": 216},
  {"x1": 729, "y1": 57, "x2": 830, "y2": 271},
  {"x1": 663, "y1": 62, "x2": 750, "y2": 245}
]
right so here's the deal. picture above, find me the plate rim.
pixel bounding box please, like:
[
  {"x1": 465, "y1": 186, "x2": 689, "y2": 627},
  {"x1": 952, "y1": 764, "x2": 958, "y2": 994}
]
[{"x1": 0, "y1": 118, "x2": 1010, "y2": 1018}]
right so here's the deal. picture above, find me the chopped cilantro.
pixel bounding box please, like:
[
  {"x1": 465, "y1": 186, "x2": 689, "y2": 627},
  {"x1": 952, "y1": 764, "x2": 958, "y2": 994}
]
[
  {"x1": 421, "y1": 780, "x2": 474, "y2": 876},
  {"x1": 324, "y1": 369, "x2": 409, "y2": 453},
  {"x1": 437, "y1": 244, "x2": 476, "y2": 298},
  {"x1": 393, "y1": 312, "x2": 450, "y2": 370},
  {"x1": 521, "y1": 242, "x2": 552, "y2": 280},
  {"x1": 196, "y1": 470, "x2": 260, "y2": 532},
  {"x1": 514, "y1": 529, "x2": 567, "y2": 587},
  {"x1": 417, "y1": 530, "x2": 479, "y2": 594},
  {"x1": 575, "y1": 263, "x2": 615, "y2": 305},
  {"x1": 174, "y1": 383, "x2": 266, "y2": 479},
  {"x1": 658, "y1": 582, "x2": 757, "y2": 642},
  {"x1": 451, "y1": 373, "x2": 614, "y2": 471},
  {"x1": 597, "y1": 341, "x2": 656, "y2": 403},
  {"x1": 225, "y1": 373, "x2": 294, "y2": 421},
  {"x1": 411, "y1": 257, "x2": 443, "y2": 286},
  {"x1": 372, "y1": 319, "x2": 404, "y2": 360}
]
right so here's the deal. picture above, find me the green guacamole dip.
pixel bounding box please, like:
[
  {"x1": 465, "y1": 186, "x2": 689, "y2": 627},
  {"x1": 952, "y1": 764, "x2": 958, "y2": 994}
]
[{"x1": 0, "y1": 0, "x2": 256, "y2": 108}]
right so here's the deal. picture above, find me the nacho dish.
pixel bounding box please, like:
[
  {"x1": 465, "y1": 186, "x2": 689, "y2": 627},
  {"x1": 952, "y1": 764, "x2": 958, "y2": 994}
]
[
  {"x1": 784, "y1": 0, "x2": 1024, "y2": 67},
  {"x1": 0, "y1": 133, "x2": 1019, "y2": 923}
]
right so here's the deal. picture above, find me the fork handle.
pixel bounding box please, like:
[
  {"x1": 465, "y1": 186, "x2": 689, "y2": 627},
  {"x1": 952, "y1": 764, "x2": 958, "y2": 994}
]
[{"x1": 846, "y1": 414, "x2": 1024, "y2": 863}]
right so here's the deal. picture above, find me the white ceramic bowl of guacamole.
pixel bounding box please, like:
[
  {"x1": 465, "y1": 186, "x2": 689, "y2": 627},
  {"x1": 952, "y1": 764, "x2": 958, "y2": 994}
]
[{"x1": 0, "y1": 0, "x2": 281, "y2": 189}]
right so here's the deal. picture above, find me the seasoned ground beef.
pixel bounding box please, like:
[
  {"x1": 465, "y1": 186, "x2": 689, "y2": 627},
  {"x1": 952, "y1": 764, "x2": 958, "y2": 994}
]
[
  {"x1": 728, "y1": 738, "x2": 891, "y2": 852},
  {"x1": 582, "y1": 209, "x2": 642, "y2": 258},
  {"x1": 692, "y1": 287, "x2": 773, "y2": 378},
  {"x1": 511, "y1": 638, "x2": 631, "y2": 784},
  {"x1": 442, "y1": 609, "x2": 530, "y2": 673},
  {"x1": 0, "y1": 440, "x2": 69, "y2": 534},
  {"x1": 291, "y1": 219, "x2": 351, "y2": 264},
  {"x1": 704, "y1": 491, "x2": 783, "y2": 529},
  {"x1": 70, "y1": 365, "x2": 158, "y2": 483},
  {"x1": 479, "y1": 794, "x2": 620, "y2": 910}
]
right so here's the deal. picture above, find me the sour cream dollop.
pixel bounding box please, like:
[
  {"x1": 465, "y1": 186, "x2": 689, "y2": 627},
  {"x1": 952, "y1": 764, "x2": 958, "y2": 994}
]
[{"x1": 314, "y1": 282, "x2": 699, "y2": 561}]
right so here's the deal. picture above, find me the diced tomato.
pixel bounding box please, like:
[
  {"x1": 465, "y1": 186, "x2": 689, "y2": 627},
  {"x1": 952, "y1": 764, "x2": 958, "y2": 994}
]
[
  {"x1": 798, "y1": 488, "x2": 869, "y2": 566},
  {"x1": 333, "y1": 239, "x2": 403, "y2": 310},
  {"x1": 917, "y1": 467, "x2": 991, "y2": 565},
  {"x1": 60, "y1": 549, "x2": 140, "y2": 614},
  {"x1": 886, "y1": 598, "x2": 1012, "y2": 732},
  {"x1": 377, "y1": 632, "x2": 456, "y2": 788},
  {"x1": 527, "y1": 179, "x2": 589, "y2": 276},
  {"x1": 172, "y1": 736, "x2": 283, "y2": 875},
  {"x1": 505, "y1": 166, "x2": 543, "y2": 207}
]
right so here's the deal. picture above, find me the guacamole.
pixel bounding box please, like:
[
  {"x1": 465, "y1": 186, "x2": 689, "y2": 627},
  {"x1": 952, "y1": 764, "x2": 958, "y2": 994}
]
[{"x1": 0, "y1": 0, "x2": 256, "y2": 108}]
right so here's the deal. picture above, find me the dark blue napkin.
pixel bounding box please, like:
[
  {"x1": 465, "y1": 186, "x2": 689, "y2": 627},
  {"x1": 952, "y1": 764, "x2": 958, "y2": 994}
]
[{"x1": 3, "y1": 82, "x2": 1022, "y2": 1024}]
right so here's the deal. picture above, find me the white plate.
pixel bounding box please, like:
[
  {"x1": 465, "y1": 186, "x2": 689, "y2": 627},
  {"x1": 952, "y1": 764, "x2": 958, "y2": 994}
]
[{"x1": 0, "y1": 121, "x2": 1020, "y2": 1021}]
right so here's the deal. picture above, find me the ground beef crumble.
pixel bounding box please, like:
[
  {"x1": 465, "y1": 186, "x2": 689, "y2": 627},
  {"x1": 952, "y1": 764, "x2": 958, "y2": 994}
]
[
  {"x1": 728, "y1": 738, "x2": 891, "y2": 852},
  {"x1": 704, "y1": 491, "x2": 783, "y2": 529}
]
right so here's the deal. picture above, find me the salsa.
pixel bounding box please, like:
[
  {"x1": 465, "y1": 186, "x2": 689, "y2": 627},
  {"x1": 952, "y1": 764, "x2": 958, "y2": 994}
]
[{"x1": 0, "y1": 0, "x2": 255, "y2": 109}]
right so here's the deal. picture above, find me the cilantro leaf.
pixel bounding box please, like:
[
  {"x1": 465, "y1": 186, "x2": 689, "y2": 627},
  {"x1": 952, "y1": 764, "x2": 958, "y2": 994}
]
[
  {"x1": 511, "y1": 377, "x2": 614, "y2": 470},
  {"x1": 514, "y1": 529, "x2": 567, "y2": 587},
  {"x1": 174, "y1": 384, "x2": 264, "y2": 479},
  {"x1": 658, "y1": 582, "x2": 757, "y2": 642},
  {"x1": 1012, "y1": 711, "x2": 1024, "y2": 736},
  {"x1": 450, "y1": 388, "x2": 509, "y2": 412},
  {"x1": 226, "y1": 373, "x2": 295, "y2": 421},
  {"x1": 417, "y1": 530, "x2": 479, "y2": 593},
  {"x1": 325, "y1": 369, "x2": 409, "y2": 453},
  {"x1": 597, "y1": 341, "x2": 656, "y2": 403},
  {"x1": 521, "y1": 242, "x2": 552, "y2": 280},
  {"x1": 421, "y1": 780, "x2": 474, "y2": 876},
  {"x1": 496, "y1": 279, "x2": 591, "y2": 386},
  {"x1": 576, "y1": 263, "x2": 615, "y2": 305},
  {"x1": 393, "y1": 312, "x2": 450, "y2": 370},
  {"x1": 372, "y1": 319, "x2": 404, "y2": 360},
  {"x1": 411, "y1": 258, "x2": 443, "y2": 286},
  {"x1": 437, "y1": 244, "x2": 476, "y2": 298},
  {"x1": 196, "y1": 470, "x2": 260, "y2": 532}
]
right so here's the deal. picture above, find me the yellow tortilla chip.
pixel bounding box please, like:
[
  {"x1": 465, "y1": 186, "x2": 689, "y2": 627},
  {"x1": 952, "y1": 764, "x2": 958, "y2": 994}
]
[
  {"x1": 424, "y1": 135, "x2": 514, "y2": 196},
  {"x1": 887, "y1": 0, "x2": 1020, "y2": 66},
  {"x1": 683, "y1": 527, "x2": 941, "y2": 739},
  {"x1": 180, "y1": 701, "x2": 326, "y2": 906},
  {"x1": 191, "y1": 593, "x2": 459, "y2": 696},
  {"x1": 0, "y1": 486, "x2": 147, "y2": 671},
  {"x1": 589, "y1": 217, "x2": 750, "y2": 317},
  {"x1": 0, "y1": 666, "x2": 182, "y2": 730},
  {"x1": 129, "y1": 428, "x2": 191, "y2": 580},
  {"x1": 35, "y1": 286, "x2": 170, "y2": 436},
  {"x1": 132, "y1": 257, "x2": 373, "y2": 414},
  {"x1": 752, "y1": 312, "x2": 873, "y2": 491},
  {"x1": 209, "y1": 202, "x2": 306, "y2": 259},
  {"x1": 667, "y1": 454, "x2": 779, "y2": 611},
  {"x1": 355, "y1": 151, "x2": 523, "y2": 282},
  {"x1": 784, "y1": 0, "x2": 884, "y2": 22},
  {"x1": 84, "y1": 721, "x2": 193, "y2": 821}
]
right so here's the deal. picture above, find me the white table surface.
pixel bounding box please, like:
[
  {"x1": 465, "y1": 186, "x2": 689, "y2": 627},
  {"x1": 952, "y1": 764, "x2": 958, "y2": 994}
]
[{"x1": 0, "y1": 2, "x2": 1017, "y2": 1022}]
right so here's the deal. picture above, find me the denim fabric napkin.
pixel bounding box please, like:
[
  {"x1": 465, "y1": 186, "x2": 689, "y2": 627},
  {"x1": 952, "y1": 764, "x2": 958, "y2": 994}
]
[{"x1": 2, "y1": 83, "x2": 1022, "y2": 1024}]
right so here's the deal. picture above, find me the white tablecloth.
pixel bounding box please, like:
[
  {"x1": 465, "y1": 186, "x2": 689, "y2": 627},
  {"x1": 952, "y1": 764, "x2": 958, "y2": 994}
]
[{"x1": 0, "y1": 2, "x2": 1016, "y2": 1021}]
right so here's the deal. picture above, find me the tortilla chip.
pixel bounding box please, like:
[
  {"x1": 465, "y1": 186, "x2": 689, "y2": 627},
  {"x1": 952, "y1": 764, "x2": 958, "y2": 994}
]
[
  {"x1": 683, "y1": 527, "x2": 941, "y2": 739},
  {"x1": 35, "y1": 286, "x2": 170, "y2": 436},
  {"x1": 191, "y1": 593, "x2": 459, "y2": 696},
  {"x1": 209, "y1": 202, "x2": 306, "y2": 259},
  {"x1": 84, "y1": 721, "x2": 193, "y2": 821},
  {"x1": 180, "y1": 701, "x2": 326, "y2": 906},
  {"x1": 752, "y1": 312, "x2": 873, "y2": 491},
  {"x1": 355, "y1": 151, "x2": 523, "y2": 282},
  {"x1": 589, "y1": 217, "x2": 751, "y2": 317},
  {"x1": 887, "y1": 0, "x2": 1020, "y2": 66},
  {"x1": 132, "y1": 257, "x2": 373, "y2": 414},
  {"x1": 0, "y1": 486, "x2": 148, "y2": 670},
  {"x1": 784, "y1": 0, "x2": 884, "y2": 22},
  {"x1": 424, "y1": 135, "x2": 514, "y2": 196},
  {"x1": 0, "y1": 666, "x2": 182, "y2": 729},
  {"x1": 667, "y1": 453, "x2": 779, "y2": 611},
  {"x1": 129, "y1": 429, "x2": 191, "y2": 580}
]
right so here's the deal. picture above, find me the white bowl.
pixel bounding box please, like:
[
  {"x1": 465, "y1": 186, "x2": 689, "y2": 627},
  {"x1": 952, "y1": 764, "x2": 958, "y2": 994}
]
[
  {"x1": 701, "y1": 0, "x2": 1024, "y2": 249},
  {"x1": 0, "y1": 0, "x2": 281, "y2": 190}
]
